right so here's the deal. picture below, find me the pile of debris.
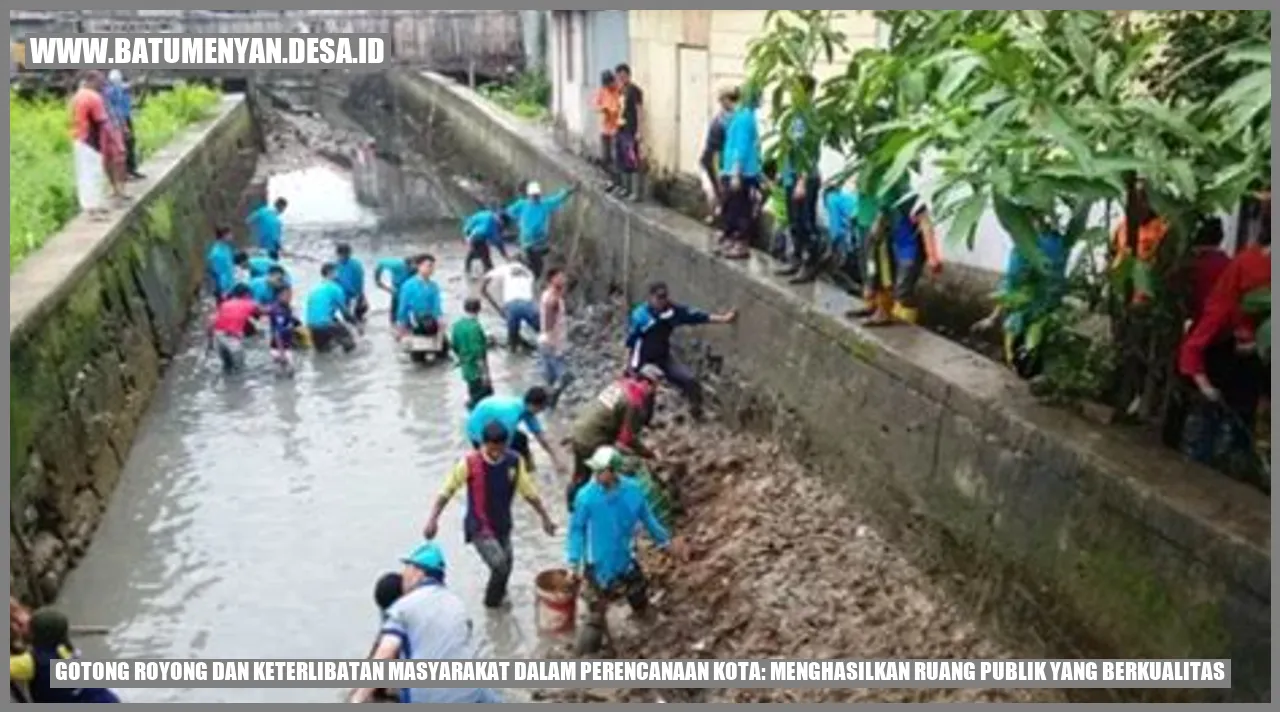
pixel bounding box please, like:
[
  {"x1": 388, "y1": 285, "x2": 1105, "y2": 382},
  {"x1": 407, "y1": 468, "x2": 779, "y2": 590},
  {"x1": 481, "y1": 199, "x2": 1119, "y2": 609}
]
[{"x1": 533, "y1": 298, "x2": 1062, "y2": 703}]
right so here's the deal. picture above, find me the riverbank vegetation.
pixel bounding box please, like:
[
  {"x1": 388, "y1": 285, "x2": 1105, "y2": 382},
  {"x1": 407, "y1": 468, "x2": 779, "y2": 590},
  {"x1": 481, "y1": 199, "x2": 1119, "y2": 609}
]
[
  {"x1": 478, "y1": 69, "x2": 551, "y2": 121},
  {"x1": 10, "y1": 82, "x2": 222, "y2": 269}
]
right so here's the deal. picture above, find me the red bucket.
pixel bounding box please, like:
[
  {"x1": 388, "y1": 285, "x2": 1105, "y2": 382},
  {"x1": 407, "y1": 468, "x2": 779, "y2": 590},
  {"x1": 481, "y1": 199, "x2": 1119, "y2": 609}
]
[{"x1": 533, "y1": 568, "x2": 577, "y2": 635}]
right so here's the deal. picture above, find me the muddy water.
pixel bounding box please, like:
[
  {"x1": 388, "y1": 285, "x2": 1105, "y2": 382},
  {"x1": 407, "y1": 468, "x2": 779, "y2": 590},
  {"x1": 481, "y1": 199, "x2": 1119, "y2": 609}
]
[{"x1": 57, "y1": 162, "x2": 565, "y2": 703}]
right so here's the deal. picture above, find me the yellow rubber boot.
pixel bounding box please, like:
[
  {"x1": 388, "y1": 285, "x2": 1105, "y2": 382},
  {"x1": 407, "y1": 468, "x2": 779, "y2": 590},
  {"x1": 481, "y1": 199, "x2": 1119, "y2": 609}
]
[{"x1": 891, "y1": 302, "x2": 919, "y2": 325}]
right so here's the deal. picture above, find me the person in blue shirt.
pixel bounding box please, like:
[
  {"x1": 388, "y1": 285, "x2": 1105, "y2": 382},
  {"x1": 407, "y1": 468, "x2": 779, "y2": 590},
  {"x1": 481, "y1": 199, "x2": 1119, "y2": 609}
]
[
  {"x1": 972, "y1": 231, "x2": 1069, "y2": 380},
  {"x1": 334, "y1": 243, "x2": 369, "y2": 323},
  {"x1": 304, "y1": 262, "x2": 359, "y2": 354},
  {"x1": 504, "y1": 181, "x2": 577, "y2": 280},
  {"x1": 242, "y1": 251, "x2": 287, "y2": 282},
  {"x1": 626, "y1": 281, "x2": 736, "y2": 420},
  {"x1": 461, "y1": 207, "x2": 512, "y2": 276},
  {"x1": 718, "y1": 83, "x2": 762, "y2": 260},
  {"x1": 247, "y1": 265, "x2": 289, "y2": 307},
  {"x1": 566, "y1": 445, "x2": 682, "y2": 656},
  {"x1": 822, "y1": 183, "x2": 862, "y2": 289},
  {"x1": 374, "y1": 254, "x2": 423, "y2": 327},
  {"x1": 205, "y1": 225, "x2": 237, "y2": 304},
  {"x1": 9, "y1": 608, "x2": 121, "y2": 703},
  {"x1": 395, "y1": 254, "x2": 448, "y2": 348},
  {"x1": 775, "y1": 74, "x2": 824, "y2": 283},
  {"x1": 465, "y1": 388, "x2": 565, "y2": 475},
  {"x1": 104, "y1": 70, "x2": 142, "y2": 180},
  {"x1": 246, "y1": 197, "x2": 289, "y2": 260}
]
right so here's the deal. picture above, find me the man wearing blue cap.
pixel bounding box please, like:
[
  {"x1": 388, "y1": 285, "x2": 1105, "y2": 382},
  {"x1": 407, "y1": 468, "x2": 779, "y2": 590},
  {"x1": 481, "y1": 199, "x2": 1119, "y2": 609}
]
[{"x1": 348, "y1": 541, "x2": 502, "y2": 704}]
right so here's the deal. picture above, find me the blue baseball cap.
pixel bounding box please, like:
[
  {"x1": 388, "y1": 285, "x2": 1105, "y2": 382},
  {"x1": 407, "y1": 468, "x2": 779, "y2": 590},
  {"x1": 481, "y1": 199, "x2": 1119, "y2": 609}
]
[{"x1": 402, "y1": 541, "x2": 446, "y2": 573}]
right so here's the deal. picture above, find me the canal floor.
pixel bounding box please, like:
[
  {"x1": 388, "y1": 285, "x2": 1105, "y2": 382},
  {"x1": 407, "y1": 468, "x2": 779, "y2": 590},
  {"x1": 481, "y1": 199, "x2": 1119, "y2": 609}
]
[{"x1": 58, "y1": 162, "x2": 563, "y2": 703}]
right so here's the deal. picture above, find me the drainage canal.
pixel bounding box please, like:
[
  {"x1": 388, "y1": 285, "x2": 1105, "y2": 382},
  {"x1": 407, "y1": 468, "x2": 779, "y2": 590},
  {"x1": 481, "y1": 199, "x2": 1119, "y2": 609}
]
[{"x1": 56, "y1": 93, "x2": 1059, "y2": 704}]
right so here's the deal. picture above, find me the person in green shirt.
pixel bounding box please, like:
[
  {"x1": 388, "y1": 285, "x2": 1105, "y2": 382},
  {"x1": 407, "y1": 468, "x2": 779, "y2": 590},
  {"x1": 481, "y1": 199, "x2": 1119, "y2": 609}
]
[{"x1": 450, "y1": 298, "x2": 493, "y2": 409}]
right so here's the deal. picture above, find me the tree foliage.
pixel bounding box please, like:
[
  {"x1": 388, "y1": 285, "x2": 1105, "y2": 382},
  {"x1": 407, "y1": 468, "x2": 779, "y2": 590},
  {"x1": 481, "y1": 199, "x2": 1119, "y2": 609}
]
[{"x1": 745, "y1": 10, "x2": 1270, "y2": 414}]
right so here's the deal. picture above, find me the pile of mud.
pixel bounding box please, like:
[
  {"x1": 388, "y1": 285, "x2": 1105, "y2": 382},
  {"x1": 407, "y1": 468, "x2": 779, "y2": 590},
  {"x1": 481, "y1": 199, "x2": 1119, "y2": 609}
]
[
  {"x1": 253, "y1": 102, "x2": 371, "y2": 179},
  {"x1": 534, "y1": 300, "x2": 1063, "y2": 703}
]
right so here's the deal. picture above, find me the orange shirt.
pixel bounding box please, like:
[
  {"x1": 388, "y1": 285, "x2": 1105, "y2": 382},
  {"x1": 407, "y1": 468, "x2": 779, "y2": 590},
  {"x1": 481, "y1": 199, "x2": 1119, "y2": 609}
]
[
  {"x1": 594, "y1": 87, "x2": 621, "y2": 137},
  {"x1": 69, "y1": 88, "x2": 108, "y2": 144},
  {"x1": 1111, "y1": 217, "x2": 1168, "y2": 266}
]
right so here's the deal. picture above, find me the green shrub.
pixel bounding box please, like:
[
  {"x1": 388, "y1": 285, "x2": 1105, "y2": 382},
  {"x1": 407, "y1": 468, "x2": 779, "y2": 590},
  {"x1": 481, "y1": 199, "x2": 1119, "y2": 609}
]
[
  {"x1": 9, "y1": 82, "x2": 222, "y2": 270},
  {"x1": 477, "y1": 70, "x2": 551, "y2": 121}
]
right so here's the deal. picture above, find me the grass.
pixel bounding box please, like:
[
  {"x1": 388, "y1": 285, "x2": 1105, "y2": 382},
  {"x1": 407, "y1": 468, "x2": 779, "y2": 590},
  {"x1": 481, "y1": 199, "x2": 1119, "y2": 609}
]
[
  {"x1": 9, "y1": 82, "x2": 222, "y2": 270},
  {"x1": 477, "y1": 70, "x2": 551, "y2": 122}
]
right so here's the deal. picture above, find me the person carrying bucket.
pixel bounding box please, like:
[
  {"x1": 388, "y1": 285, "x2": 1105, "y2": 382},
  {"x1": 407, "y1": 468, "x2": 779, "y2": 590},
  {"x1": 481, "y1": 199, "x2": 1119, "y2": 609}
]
[
  {"x1": 422, "y1": 422, "x2": 557, "y2": 610},
  {"x1": 565, "y1": 364, "x2": 665, "y2": 510},
  {"x1": 348, "y1": 542, "x2": 503, "y2": 704},
  {"x1": 566, "y1": 446, "x2": 683, "y2": 655}
]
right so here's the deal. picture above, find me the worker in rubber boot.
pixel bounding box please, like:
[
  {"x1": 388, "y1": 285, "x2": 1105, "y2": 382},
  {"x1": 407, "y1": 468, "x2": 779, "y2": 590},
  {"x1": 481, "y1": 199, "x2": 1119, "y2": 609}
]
[
  {"x1": 503, "y1": 181, "x2": 577, "y2": 281},
  {"x1": 567, "y1": 446, "x2": 681, "y2": 656},
  {"x1": 9, "y1": 609, "x2": 121, "y2": 703},
  {"x1": 423, "y1": 422, "x2": 557, "y2": 610},
  {"x1": 566, "y1": 364, "x2": 665, "y2": 510},
  {"x1": 860, "y1": 182, "x2": 941, "y2": 327},
  {"x1": 349, "y1": 542, "x2": 502, "y2": 704}
]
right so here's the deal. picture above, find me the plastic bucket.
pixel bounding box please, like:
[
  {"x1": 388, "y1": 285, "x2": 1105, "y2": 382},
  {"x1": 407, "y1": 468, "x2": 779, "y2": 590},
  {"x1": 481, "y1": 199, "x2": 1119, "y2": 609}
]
[{"x1": 534, "y1": 568, "x2": 577, "y2": 635}]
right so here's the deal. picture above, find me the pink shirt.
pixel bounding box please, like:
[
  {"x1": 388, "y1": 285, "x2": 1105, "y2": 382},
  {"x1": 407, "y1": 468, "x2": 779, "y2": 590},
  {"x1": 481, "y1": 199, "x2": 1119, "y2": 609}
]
[{"x1": 211, "y1": 298, "x2": 260, "y2": 336}]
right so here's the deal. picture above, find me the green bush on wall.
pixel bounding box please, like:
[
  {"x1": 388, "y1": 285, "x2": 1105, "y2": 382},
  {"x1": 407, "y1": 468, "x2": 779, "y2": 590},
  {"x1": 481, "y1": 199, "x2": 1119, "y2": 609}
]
[{"x1": 9, "y1": 82, "x2": 222, "y2": 270}]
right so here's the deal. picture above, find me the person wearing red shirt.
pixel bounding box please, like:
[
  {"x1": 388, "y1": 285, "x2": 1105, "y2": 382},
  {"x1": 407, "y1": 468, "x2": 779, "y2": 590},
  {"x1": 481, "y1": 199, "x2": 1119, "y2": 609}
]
[
  {"x1": 1184, "y1": 217, "x2": 1232, "y2": 324},
  {"x1": 207, "y1": 284, "x2": 263, "y2": 374},
  {"x1": 1177, "y1": 222, "x2": 1270, "y2": 466},
  {"x1": 69, "y1": 71, "x2": 111, "y2": 218}
]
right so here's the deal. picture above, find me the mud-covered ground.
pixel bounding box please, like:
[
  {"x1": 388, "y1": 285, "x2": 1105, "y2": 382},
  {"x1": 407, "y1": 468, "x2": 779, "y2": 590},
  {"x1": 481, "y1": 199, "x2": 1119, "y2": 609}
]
[{"x1": 532, "y1": 299, "x2": 1064, "y2": 704}]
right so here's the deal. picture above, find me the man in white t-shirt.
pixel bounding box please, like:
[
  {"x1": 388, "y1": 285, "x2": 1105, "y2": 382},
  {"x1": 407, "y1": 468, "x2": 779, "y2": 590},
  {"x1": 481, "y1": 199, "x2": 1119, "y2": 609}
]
[{"x1": 480, "y1": 261, "x2": 540, "y2": 351}]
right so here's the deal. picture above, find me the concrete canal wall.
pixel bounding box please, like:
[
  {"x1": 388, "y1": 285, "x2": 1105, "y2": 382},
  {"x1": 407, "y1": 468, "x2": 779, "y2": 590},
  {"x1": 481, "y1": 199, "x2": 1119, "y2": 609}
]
[
  {"x1": 9, "y1": 97, "x2": 258, "y2": 604},
  {"x1": 383, "y1": 69, "x2": 1270, "y2": 701}
]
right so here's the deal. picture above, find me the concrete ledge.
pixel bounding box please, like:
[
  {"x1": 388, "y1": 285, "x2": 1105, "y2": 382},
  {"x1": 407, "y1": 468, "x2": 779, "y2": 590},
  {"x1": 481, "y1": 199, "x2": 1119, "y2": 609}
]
[
  {"x1": 391, "y1": 70, "x2": 1271, "y2": 701},
  {"x1": 9, "y1": 96, "x2": 258, "y2": 603}
]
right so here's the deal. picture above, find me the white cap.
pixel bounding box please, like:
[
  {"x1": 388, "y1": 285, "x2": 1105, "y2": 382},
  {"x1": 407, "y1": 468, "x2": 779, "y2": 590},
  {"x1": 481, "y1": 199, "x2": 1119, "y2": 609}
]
[
  {"x1": 526, "y1": 181, "x2": 543, "y2": 197},
  {"x1": 587, "y1": 446, "x2": 623, "y2": 472},
  {"x1": 107, "y1": 69, "x2": 124, "y2": 85}
]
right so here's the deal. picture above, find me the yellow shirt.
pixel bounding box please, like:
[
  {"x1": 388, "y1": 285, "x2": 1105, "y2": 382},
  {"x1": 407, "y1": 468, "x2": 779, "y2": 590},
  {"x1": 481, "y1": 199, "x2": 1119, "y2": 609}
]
[
  {"x1": 10, "y1": 645, "x2": 73, "y2": 681},
  {"x1": 440, "y1": 453, "x2": 539, "y2": 501}
]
